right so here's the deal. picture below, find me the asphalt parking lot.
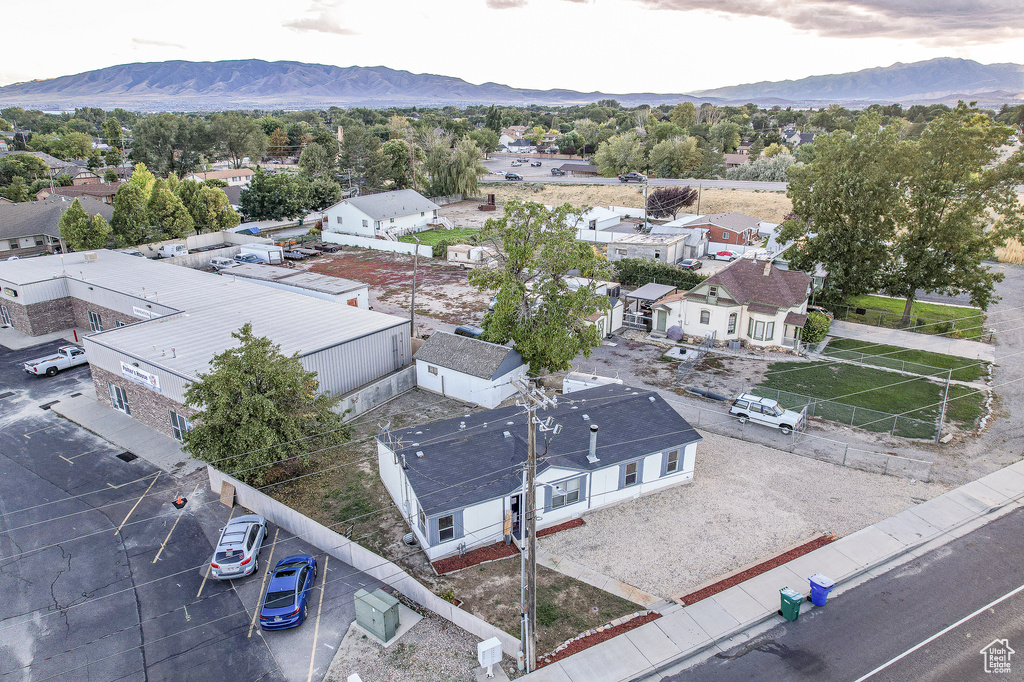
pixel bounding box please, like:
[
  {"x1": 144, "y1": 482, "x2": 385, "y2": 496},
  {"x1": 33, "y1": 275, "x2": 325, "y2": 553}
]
[{"x1": 0, "y1": 340, "x2": 382, "y2": 681}]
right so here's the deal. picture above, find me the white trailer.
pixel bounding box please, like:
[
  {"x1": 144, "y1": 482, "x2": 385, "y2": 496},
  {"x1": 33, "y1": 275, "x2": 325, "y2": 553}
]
[{"x1": 238, "y1": 243, "x2": 284, "y2": 264}]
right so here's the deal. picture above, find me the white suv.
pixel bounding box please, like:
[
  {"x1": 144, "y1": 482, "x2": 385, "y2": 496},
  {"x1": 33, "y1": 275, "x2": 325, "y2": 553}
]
[
  {"x1": 210, "y1": 514, "x2": 267, "y2": 580},
  {"x1": 730, "y1": 393, "x2": 804, "y2": 435}
]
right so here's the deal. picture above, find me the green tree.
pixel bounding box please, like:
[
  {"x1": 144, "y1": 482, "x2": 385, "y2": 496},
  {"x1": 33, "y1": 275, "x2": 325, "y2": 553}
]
[
  {"x1": 573, "y1": 118, "x2": 599, "y2": 156},
  {"x1": 0, "y1": 176, "x2": 29, "y2": 202},
  {"x1": 268, "y1": 128, "x2": 290, "y2": 157},
  {"x1": 670, "y1": 102, "x2": 696, "y2": 129},
  {"x1": 648, "y1": 136, "x2": 702, "y2": 178},
  {"x1": 212, "y1": 113, "x2": 268, "y2": 168},
  {"x1": 379, "y1": 139, "x2": 415, "y2": 189},
  {"x1": 887, "y1": 104, "x2": 1024, "y2": 320},
  {"x1": 468, "y1": 128, "x2": 499, "y2": 155},
  {"x1": 422, "y1": 133, "x2": 484, "y2": 197},
  {"x1": 130, "y1": 114, "x2": 213, "y2": 176},
  {"x1": 468, "y1": 200, "x2": 611, "y2": 373},
  {"x1": 593, "y1": 131, "x2": 645, "y2": 176},
  {"x1": 726, "y1": 153, "x2": 796, "y2": 182},
  {"x1": 182, "y1": 323, "x2": 349, "y2": 484},
  {"x1": 801, "y1": 311, "x2": 831, "y2": 344},
  {"x1": 103, "y1": 168, "x2": 119, "y2": 183},
  {"x1": 111, "y1": 164, "x2": 156, "y2": 246},
  {"x1": 781, "y1": 114, "x2": 910, "y2": 298},
  {"x1": 239, "y1": 169, "x2": 308, "y2": 220},
  {"x1": 103, "y1": 117, "x2": 123, "y2": 152},
  {"x1": 298, "y1": 142, "x2": 335, "y2": 179},
  {"x1": 485, "y1": 105, "x2": 502, "y2": 133},
  {"x1": 305, "y1": 177, "x2": 343, "y2": 211},
  {"x1": 148, "y1": 179, "x2": 195, "y2": 239},
  {"x1": 58, "y1": 199, "x2": 94, "y2": 250},
  {"x1": 708, "y1": 121, "x2": 742, "y2": 153}
]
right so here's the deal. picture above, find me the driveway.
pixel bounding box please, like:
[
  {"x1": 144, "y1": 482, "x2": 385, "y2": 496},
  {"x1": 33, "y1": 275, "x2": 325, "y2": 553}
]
[{"x1": 0, "y1": 340, "x2": 381, "y2": 682}]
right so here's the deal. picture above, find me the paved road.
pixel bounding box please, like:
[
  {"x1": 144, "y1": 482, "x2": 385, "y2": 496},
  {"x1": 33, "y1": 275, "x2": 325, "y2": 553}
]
[
  {"x1": 0, "y1": 340, "x2": 381, "y2": 681},
  {"x1": 665, "y1": 507, "x2": 1024, "y2": 682}
]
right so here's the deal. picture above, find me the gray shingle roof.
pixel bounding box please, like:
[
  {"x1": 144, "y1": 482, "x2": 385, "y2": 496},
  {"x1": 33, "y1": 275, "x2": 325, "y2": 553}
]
[
  {"x1": 0, "y1": 150, "x2": 67, "y2": 169},
  {"x1": 695, "y1": 258, "x2": 811, "y2": 308},
  {"x1": 383, "y1": 384, "x2": 701, "y2": 515},
  {"x1": 341, "y1": 189, "x2": 439, "y2": 221},
  {"x1": 0, "y1": 197, "x2": 114, "y2": 241},
  {"x1": 414, "y1": 331, "x2": 524, "y2": 381}
]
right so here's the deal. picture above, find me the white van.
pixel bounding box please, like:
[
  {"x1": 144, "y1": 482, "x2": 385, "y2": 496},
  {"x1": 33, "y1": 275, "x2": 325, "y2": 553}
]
[{"x1": 158, "y1": 244, "x2": 188, "y2": 258}]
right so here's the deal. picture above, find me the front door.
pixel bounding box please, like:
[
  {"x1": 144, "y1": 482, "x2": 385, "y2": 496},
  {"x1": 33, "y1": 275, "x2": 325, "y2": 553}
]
[
  {"x1": 510, "y1": 495, "x2": 521, "y2": 538},
  {"x1": 656, "y1": 310, "x2": 667, "y2": 333}
]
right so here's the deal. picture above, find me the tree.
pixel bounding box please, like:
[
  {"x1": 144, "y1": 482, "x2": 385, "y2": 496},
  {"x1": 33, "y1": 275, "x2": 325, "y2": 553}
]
[
  {"x1": 646, "y1": 186, "x2": 698, "y2": 220},
  {"x1": 648, "y1": 136, "x2": 702, "y2": 178},
  {"x1": 468, "y1": 201, "x2": 611, "y2": 374},
  {"x1": 378, "y1": 139, "x2": 415, "y2": 189},
  {"x1": 103, "y1": 117, "x2": 123, "y2": 152},
  {"x1": 130, "y1": 114, "x2": 213, "y2": 176},
  {"x1": 103, "y1": 168, "x2": 119, "y2": 183},
  {"x1": 781, "y1": 114, "x2": 910, "y2": 299},
  {"x1": 298, "y1": 142, "x2": 335, "y2": 179},
  {"x1": 468, "y1": 128, "x2": 499, "y2": 155},
  {"x1": 59, "y1": 199, "x2": 110, "y2": 250},
  {"x1": 422, "y1": 132, "x2": 484, "y2": 197},
  {"x1": 268, "y1": 128, "x2": 290, "y2": 157},
  {"x1": 726, "y1": 153, "x2": 796, "y2": 182},
  {"x1": 708, "y1": 121, "x2": 742, "y2": 153},
  {"x1": 182, "y1": 323, "x2": 349, "y2": 484},
  {"x1": 305, "y1": 177, "x2": 343, "y2": 211},
  {"x1": 212, "y1": 113, "x2": 267, "y2": 168},
  {"x1": 0, "y1": 176, "x2": 29, "y2": 202},
  {"x1": 886, "y1": 104, "x2": 1024, "y2": 320},
  {"x1": 148, "y1": 179, "x2": 195, "y2": 239},
  {"x1": 177, "y1": 180, "x2": 240, "y2": 232},
  {"x1": 593, "y1": 131, "x2": 645, "y2": 176},
  {"x1": 111, "y1": 164, "x2": 155, "y2": 246},
  {"x1": 762, "y1": 142, "x2": 788, "y2": 158},
  {"x1": 573, "y1": 118, "x2": 599, "y2": 157},
  {"x1": 485, "y1": 105, "x2": 502, "y2": 133},
  {"x1": 239, "y1": 169, "x2": 308, "y2": 220},
  {"x1": 801, "y1": 311, "x2": 831, "y2": 344},
  {"x1": 670, "y1": 102, "x2": 696, "y2": 129}
]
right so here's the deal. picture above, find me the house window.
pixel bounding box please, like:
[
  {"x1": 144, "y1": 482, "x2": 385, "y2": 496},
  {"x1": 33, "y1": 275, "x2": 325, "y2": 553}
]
[
  {"x1": 551, "y1": 478, "x2": 581, "y2": 509},
  {"x1": 728, "y1": 313, "x2": 737, "y2": 334},
  {"x1": 35, "y1": 238, "x2": 43, "y2": 246},
  {"x1": 88, "y1": 311, "x2": 102, "y2": 332},
  {"x1": 665, "y1": 450, "x2": 680, "y2": 474},
  {"x1": 0, "y1": 305, "x2": 11, "y2": 327},
  {"x1": 362, "y1": 219, "x2": 368, "y2": 227},
  {"x1": 699, "y1": 310, "x2": 710, "y2": 325},
  {"x1": 765, "y1": 321, "x2": 775, "y2": 340},
  {"x1": 747, "y1": 319, "x2": 775, "y2": 341},
  {"x1": 589, "y1": 219, "x2": 597, "y2": 230},
  {"x1": 418, "y1": 507, "x2": 426, "y2": 535},
  {"x1": 390, "y1": 218, "x2": 395, "y2": 224},
  {"x1": 170, "y1": 410, "x2": 191, "y2": 442},
  {"x1": 722, "y1": 231, "x2": 731, "y2": 240},
  {"x1": 708, "y1": 286, "x2": 718, "y2": 298},
  {"x1": 115, "y1": 320, "x2": 126, "y2": 328},
  {"x1": 420, "y1": 211, "x2": 425, "y2": 217},
  {"x1": 654, "y1": 251, "x2": 661, "y2": 259},
  {"x1": 615, "y1": 248, "x2": 626, "y2": 256},
  {"x1": 428, "y1": 365, "x2": 438, "y2": 375},
  {"x1": 437, "y1": 515, "x2": 455, "y2": 542},
  {"x1": 623, "y1": 461, "x2": 639, "y2": 487},
  {"x1": 336, "y1": 216, "x2": 342, "y2": 224},
  {"x1": 108, "y1": 383, "x2": 130, "y2": 415}
]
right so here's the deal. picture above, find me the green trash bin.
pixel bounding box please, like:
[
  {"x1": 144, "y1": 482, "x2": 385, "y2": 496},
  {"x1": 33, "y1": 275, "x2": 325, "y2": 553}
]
[{"x1": 779, "y1": 587, "x2": 803, "y2": 622}]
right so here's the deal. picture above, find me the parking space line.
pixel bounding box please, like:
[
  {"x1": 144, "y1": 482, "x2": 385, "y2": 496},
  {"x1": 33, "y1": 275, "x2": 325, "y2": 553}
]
[
  {"x1": 59, "y1": 446, "x2": 105, "y2": 465},
  {"x1": 197, "y1": 507, "x2": 237, "y2": 598},
  {"x1": 248, "y1": 527, "x2": 279, "y2": 638},
  {"x1": 306, "y1": 555, "x2": 328, "y2": 682},
  {"x1": 152, "y1": 483, "x2": 199, "y2": 564},
  {"x1": 115, "y1": 472, "x2": 160, "y2": 535},
  {"x1": 23, "y1": 423, "x2": 61, "y2": 438}
]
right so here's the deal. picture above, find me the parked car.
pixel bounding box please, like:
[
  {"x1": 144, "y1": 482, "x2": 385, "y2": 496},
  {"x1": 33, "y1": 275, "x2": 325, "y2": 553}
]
[
  {"x1": 729, "y1": 393, "x2": 805, "y2": 435},
  {"x1": 312, "y1": 243, "x2": 341, "y2": 253},
  {"x1": 210, "y1": 257, "x2": 239, "y2": 271},
  {"x1": 259, "y1": 555, "x2": 318, "y2": 631},
  {"x1": 234, "y1": 253, "x2": 262, "y2": 264},
  {"x1": 24, "y1": 345, "x2": 87, "y2": 377},
  {"x1": 678, "y1": 258, "x2": 703, "y2": 270},
  {"x1": 530, "y1": 161, "x2": 542, "y2": 167},
  {"x1": 157, "y1": 244, "x2": 188, "y2": 258},
  {"x1": 550, "y1": 168, "x2": 565, "y2": 176},
  {"x1": 510, "y1": 161, "x2": 522, "y2": 167},
  {"x1": 210, "y1": 514, "x2": 267, "y2": 580},
  {"x1": 490, "y1": 169, "x2": 506, "y2": 175},
  {"x1": 714, "y1": 250, "x2": 739, "y2": 261},
  {"x1": 505, "y1": 172, "x2": 523, "y2": 181},
  {"x1": 618, "y1": 172, "x2": 646, "y2": 183},
  {"x1": 454, "y1": 324, "x2": 484, "y2": 338}
]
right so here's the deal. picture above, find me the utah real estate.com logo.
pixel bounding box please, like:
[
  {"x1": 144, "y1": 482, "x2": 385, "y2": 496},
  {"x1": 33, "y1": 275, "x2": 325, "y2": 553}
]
[{"x1": 980, "y1": 639, "x2": 1015, "y2": 674}]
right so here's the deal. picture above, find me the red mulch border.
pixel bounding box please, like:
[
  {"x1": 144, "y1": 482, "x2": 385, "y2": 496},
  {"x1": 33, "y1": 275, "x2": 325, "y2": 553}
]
[
  {"x1": 431, "y1": 518, "x2": 585, "y2": 575},
  {"x1": 678, "y1": 533, "x2": 838, "y2": 606},
  {"x1": 537, "y1": 613, "x2": 663, "y2": 669}
]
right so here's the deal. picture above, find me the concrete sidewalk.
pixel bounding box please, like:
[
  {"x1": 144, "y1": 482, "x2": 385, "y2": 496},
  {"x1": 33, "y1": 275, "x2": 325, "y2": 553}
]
[
  {"x1": 523, "y1": 463, "x2": 1024, "y2": 682},
  {"x1": 828, "y1": 320, "x2": 995, "y2": 363},
  {"x1": 0, "y1": 325, "x2": 89, "y2": 350},
  {"x1": 50, "y1": 389, "x2": 203, "y2": 477}
]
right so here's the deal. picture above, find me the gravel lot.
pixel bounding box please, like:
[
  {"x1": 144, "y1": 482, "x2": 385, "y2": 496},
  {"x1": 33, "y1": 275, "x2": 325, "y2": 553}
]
[{"x1": 539, "y1": 430, "x2": 948, "y2": 599}]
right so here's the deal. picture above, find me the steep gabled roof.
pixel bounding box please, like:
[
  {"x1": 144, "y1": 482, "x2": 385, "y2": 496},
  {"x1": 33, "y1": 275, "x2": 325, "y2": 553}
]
[
  {"x1": 694, "y1": 258, "x2": 810, "y2": 309},
  {"x1": 414, "y1": 331, "x2": 524, "y2": 381},
  {"x1": 688, "y1": 212, "x2": 762, "y2": 232}
]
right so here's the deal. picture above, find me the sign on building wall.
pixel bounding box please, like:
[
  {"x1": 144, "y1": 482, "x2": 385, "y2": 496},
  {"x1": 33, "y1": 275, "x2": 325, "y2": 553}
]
[
  {"x1": 120, "y1": 361, "x2": 162, "y2": 394},
  {"x1": 131, "y1": 306, "x2": 151, "y2": 320}
]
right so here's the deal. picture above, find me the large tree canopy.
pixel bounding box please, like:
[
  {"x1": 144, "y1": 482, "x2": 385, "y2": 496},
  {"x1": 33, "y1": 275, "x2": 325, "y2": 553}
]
[
  {"x1": 182, "y1": 323, "x2": 349, "y2": 484},
  {"x1": 469, "y1": 200, "x2": 611, "y2": 374}
]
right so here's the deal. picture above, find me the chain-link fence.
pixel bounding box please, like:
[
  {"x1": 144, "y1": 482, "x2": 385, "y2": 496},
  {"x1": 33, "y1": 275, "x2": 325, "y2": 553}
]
[
  {"x1": 820, "y1": 346, "x2": 950, "y2": 378},
  {"x1": 821, "y1": 302, "x2": 994, "y2": 343}
]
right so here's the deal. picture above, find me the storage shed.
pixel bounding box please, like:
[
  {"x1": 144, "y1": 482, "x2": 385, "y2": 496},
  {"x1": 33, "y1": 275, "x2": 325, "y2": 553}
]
[{"x1": 414, "y1": 331, "x2": 526, "y2": 409}]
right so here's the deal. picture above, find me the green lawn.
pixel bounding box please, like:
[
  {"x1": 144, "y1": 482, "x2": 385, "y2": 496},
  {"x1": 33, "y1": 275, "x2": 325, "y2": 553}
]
[
  {"x1": 823, "y1": 338, "x2": 989, "y2": 383},
  {"x1": 834, "y1": 295, "x2": 986, "y2": 340},
  {"x1": 398, "y1": 227, "x2": 479, "y2": 246},
  {"x1": 757, "y1": 361, "x2": 985, "y2": 439}
]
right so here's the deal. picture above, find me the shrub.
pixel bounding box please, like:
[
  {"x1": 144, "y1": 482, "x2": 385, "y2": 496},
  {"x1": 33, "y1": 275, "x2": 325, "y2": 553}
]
[
  {"x1": 802, "y1": 311, "x2": 831, "y2": 344},
  {"x1": 613, "y1": 258, "x2": 706, "y2": 291}
]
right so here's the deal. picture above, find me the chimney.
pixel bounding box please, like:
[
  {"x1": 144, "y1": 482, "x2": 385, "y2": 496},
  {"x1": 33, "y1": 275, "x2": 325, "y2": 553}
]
[
  {"x1": 587, "y1": 424, "x2": 599, "y2": 463},
  {"x1": 763, "y1": 261, "x2": 772, "y2": 277}
]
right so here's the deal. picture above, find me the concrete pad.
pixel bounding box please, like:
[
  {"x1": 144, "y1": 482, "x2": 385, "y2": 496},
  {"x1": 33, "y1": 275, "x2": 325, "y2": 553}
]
[
  {"x1": 872, "y1": 509, "x2": 944, "y2": 546},
  {"x1": 976, "y1": 468, "x2": 1024, "y2": 499},
  {"x1": 955, "y1": 480, "x2": 1010, "y2": 508},
  {"x1": 576, "y1": 568, "x2": 610, "y2": 592},
  {"x1": 522, "y1": 663, "x2": 573, "y2": 682},
  {"x1": 476, "y1": 663, "x2": 511, "y2": 682},
  {"x1": 710, "y1": 586, "x2": 769, "y2": 625},
  {"x1": 783, "y1": 545, "x2": 863, "y2": 584},
  {"x1": 556, "y1": 635, "x2": 651, "y2": 682},
  {"x1": 831, "y1": 526, "x2": 906, "y2": 568},
  {"x1": 351, "y1": 603, "x2": 422, "y2": 648},
  {"x1": 538, "y1": 552, "x2": 585, "y2": 580},
  {"x1": 624, "y1": 622, "x2": 683, "y2": 666},
  {"x1": 944, "y1": 487, "x2": 1000, "y2": 514},
  {"x1": 652, "y1": 609, "x2": 712, "y2": 652},
  {"x1": 1005, "y1": 460, "x2": 1024, "y2": 477},
  {"x1": 683, "y1": 597, "x2": 741, "y2": 638},
  {"x1": 906, "y1": 494, "x2": 976, "y2": 530},
  {"x1": 736, "y1": 565, "x2": 806, "y2": 611}
]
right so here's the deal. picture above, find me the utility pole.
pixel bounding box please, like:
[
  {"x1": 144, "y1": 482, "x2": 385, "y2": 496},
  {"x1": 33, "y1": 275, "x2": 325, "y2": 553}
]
[
  {"x1": 512, "y1": 378, "x2": 560, "y2": 672},
  {"x1": 410, "y1": 235, "x2": 421, "y2": 338}
]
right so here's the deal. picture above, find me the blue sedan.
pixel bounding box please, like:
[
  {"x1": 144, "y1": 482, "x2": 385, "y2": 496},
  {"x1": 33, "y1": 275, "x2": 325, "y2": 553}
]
[{"x1": 259, "y1": 555, "x2": 318, "y2": 631}]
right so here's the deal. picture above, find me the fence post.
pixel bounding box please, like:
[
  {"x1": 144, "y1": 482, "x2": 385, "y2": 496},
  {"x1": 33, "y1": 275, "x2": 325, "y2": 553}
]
[
  {"x1": 843, "y1": 444, "x2": 849, "y2": 466},
  {"x1": 884, "y1": 455, "x2": 889, "y2": 476},
  {"x1": 851, "y1": 405, "x2": 856, "y2": 426}
]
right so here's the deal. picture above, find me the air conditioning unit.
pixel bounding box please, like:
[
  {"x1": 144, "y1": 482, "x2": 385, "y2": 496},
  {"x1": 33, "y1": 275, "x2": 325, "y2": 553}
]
[{"x1": 82, "y1": 252, "x2": 98, "y2": 263}]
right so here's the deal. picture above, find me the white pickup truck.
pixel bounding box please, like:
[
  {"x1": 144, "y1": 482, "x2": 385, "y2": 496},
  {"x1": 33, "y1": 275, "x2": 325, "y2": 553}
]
[{"x1": 24, "y1": 345, "x2": 88, "y2": 376}]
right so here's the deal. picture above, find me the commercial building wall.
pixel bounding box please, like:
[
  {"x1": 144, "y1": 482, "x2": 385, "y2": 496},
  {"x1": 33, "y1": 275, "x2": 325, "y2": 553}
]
[
  {"x1": 91, "y1": 364, "x2": 197, "y2": 441},
  {"x1": 0, "y1": 297, "x2": 74, "y2": 335}
]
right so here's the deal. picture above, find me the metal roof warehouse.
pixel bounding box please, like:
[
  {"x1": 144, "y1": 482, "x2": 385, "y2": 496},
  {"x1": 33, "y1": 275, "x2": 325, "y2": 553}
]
[{"x1": 0, "y1": 250, "x2": 411, "y2": 441}]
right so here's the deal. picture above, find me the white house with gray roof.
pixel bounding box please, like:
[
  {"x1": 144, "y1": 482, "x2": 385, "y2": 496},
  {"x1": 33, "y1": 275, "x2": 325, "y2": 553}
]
[
  {"x1": 323, "y1": 189, "x2": 440, "y2": 240},
  {"x1": 414, "y1": 331, "x2": 527, "y2": 409},
  {"x1": 377, "y1": 384, "x2": 701, "y2": 561}
]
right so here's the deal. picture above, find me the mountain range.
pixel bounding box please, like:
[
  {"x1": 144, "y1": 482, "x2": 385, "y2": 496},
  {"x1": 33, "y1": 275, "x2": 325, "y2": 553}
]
[{"x1": 1, "y1": 58, "x2": 1022, "y2": 111}]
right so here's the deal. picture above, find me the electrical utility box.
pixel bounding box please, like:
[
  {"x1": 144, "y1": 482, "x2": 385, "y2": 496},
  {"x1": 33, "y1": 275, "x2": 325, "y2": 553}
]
[{"x1": 354, "y1": 588, "x2": 401, "y2": 643}]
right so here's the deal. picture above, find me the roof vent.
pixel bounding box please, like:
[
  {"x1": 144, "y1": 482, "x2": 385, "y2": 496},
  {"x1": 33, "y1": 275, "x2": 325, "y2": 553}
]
[
  {"x1": 582, "y1": 414, "x2": 590, "y2": 421},
  {"x1": 503, "y1": 431, "x2": 512, "y2": 438},
  {"x1": 507, "y1": 421, "x2": 514, "y2": 425},
  {"x1": 571, "y1": 405, "x2": 579, "y2": 410},
  {"x1": 416, "y1": 451, "x2": 425, "y2": 458},
  {"x1": 649, "y1": 396, "x2": 656, "y2": 402},
  {"x1": 83, "y1": 252, "x2": 98, "y2": 263},
  {"x1": 415, "y1": 431, "x2": 423, "y2": 435},
  {"x1": 459, "y1": 421, "x2": 466, "y2": 430},
  {"x1": 763, "y1": 261, "x2": 772, "y2": 276},
  {"x1": 588, "y1": 424, "x2": 599, "y2": 463}
]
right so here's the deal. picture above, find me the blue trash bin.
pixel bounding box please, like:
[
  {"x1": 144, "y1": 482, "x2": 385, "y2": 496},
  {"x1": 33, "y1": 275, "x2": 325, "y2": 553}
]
[{"x1": 808, "y1": 573, "x2": 835, "y2": 606}]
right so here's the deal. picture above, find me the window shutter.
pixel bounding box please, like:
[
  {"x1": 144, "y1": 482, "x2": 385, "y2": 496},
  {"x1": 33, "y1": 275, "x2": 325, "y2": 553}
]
[
  {"x1": 579, "y1": 475, "x2": 588, "y2": 505},
  {"x1": 454, "y1": 510, "x2": 464, "y2": 540},
  {"x1": 543, "y1": 485, "x2": 552, "y2": 512},
  {"x1": 636, "y1": 458, "x2": 645, "y2": 484},
  {"x1": 618, "y1": 464, "x2": 627, "y2": 489},
  {"x1": 428, "y1": 517, "x2": 439, "y2": 545},
  {"x1": 660, "y1": 452, "x2": 669, "y2": 477}
]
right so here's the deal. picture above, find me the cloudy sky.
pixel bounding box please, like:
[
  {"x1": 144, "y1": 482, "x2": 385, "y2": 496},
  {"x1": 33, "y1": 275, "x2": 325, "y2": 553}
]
[{"x1": 1, "y1": 0, "x2": 1022, "y2": 93}]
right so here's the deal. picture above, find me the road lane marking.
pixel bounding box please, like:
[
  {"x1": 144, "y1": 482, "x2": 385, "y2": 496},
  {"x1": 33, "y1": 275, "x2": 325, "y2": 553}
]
[
  {"x1": 115, "y1": 472, "x2": 160, "y2": 535},
  {"x1": 151, "y1": 483, "x2": 199, "y2": 563},
  {"x1": 248, "y1": 528, "x2": 279, "y2": 638},
  {"x1": 306, "y1": 555, "x2": 328, "y2": 682},
  {"x1": 197, "y1": 507, "x2": 237, "y2": 598},
  {"x1": 854, "y1": 581, "x2": 1024, "y2": 681}
]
